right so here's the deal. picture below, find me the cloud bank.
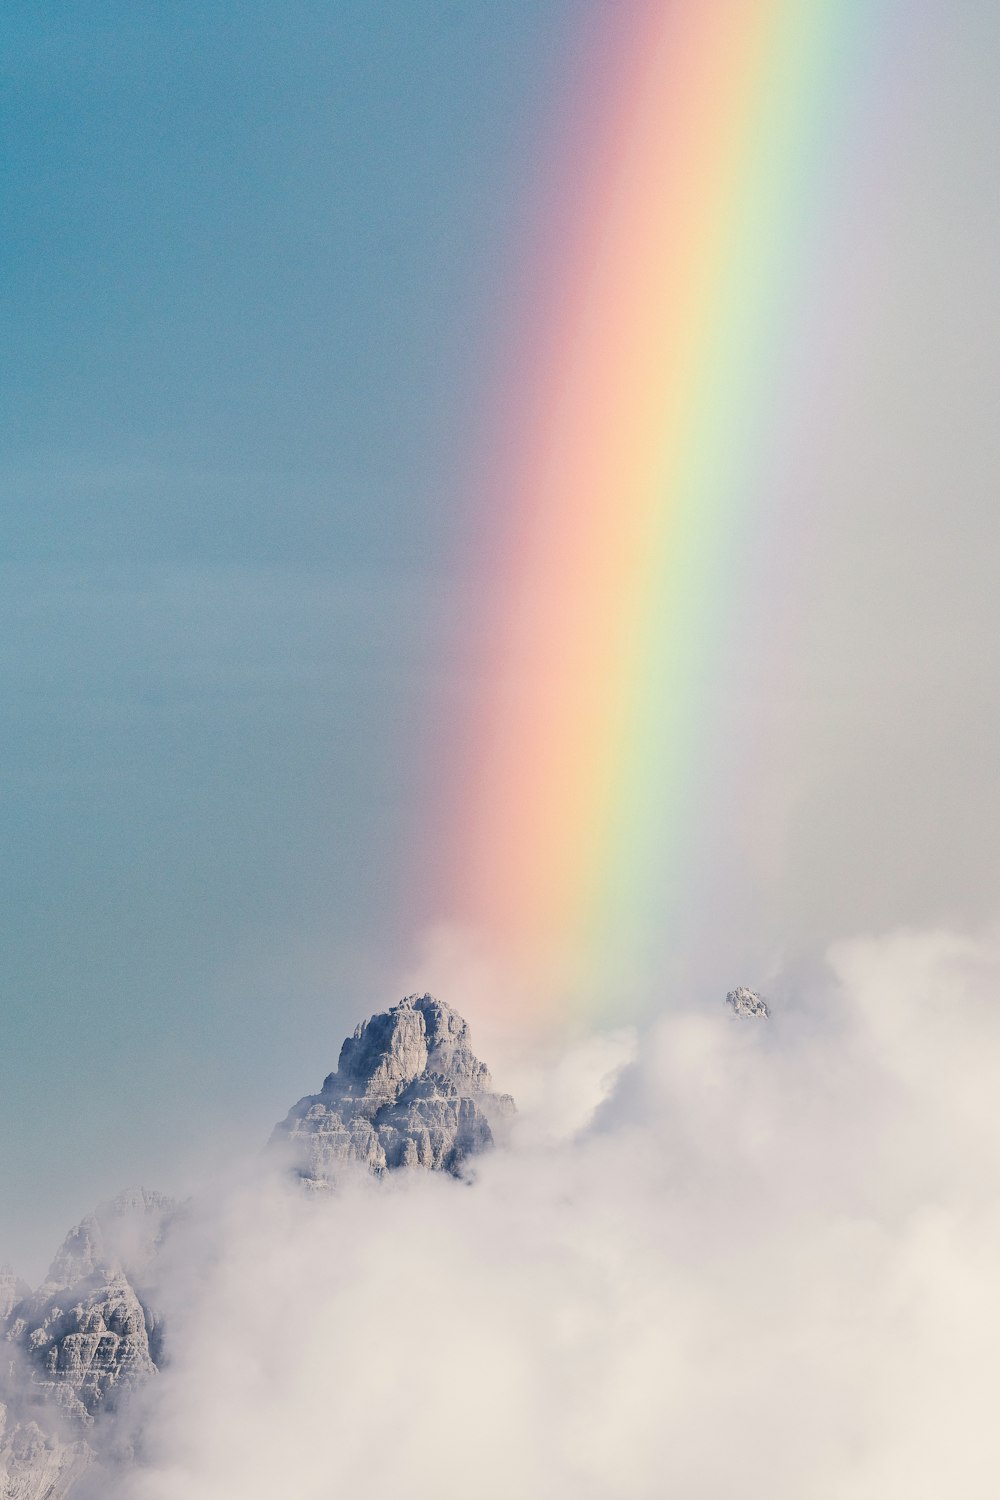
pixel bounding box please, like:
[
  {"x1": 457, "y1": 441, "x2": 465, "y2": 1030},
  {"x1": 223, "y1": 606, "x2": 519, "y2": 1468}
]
[{"x1": 88, "y1": 924, "x2": 1000, "y2": 1498}]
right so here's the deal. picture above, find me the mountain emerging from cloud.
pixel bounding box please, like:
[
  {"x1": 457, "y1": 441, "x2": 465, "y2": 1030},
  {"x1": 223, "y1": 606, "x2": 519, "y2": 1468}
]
[
  {"x1": 0, "y1": 994, "x2": 511, "y2": 1498},
  {"x1": 274, "y1": 992, "x2": 515, "y2": 1181},
  {"x1": 4, "y1": 937, "x2": 1000, "y2": 1500}
]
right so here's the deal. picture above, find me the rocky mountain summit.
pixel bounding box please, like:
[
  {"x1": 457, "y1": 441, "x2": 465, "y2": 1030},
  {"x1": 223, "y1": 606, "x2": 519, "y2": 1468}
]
[
  {"x1": 726, "y1": 985, "x2": 770, "y2": 1019},
  {"x1": 1, "y1": 994, "x2": 509, "y2": 1497},
  {"x1": 274, "y1": 993, "x2": 515, "y2": 1183}
]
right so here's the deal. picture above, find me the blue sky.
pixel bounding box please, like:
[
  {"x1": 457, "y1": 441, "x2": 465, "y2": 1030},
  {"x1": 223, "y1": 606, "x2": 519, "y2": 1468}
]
[
  {"x1": 3, "y1": 2, "x2": 1000, "y2": 1276},
  {"x1": 1, "y1": 1, "x2": 582, "y2": 1269}
]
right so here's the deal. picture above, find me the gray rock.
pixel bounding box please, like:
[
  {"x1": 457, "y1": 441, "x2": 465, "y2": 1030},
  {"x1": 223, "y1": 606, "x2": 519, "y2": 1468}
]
[
  {"x1": 5, "y1": 1189, "x2": 174, "y2": 1424},
  {"x1": 274, "y1": 993, "x2": 515, "y2": 1184},
  {"x1": 0, "y1": 1409, "x2": 93, "y2": 1500},
  {"x1": 13, "y1": 1270, "x2": 157, "y2": 1423},
  {"x1": 1, "y1": 994, "x2": 513, "y2": 1495},
  {"x1": 726, "y1": 985, "x2": 770, "y2": 1019}
]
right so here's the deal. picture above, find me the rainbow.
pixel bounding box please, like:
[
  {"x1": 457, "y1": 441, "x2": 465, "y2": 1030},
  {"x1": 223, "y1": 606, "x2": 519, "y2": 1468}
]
[{"x1": 440, "y1": 0, "x2": 885, "y2": 1013}]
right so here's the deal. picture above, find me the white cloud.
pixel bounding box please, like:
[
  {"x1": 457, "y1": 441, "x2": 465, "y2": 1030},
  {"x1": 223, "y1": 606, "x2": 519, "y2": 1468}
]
[{"x1": 107, "y1": 923, "x2": 1000, "y2": 1498}]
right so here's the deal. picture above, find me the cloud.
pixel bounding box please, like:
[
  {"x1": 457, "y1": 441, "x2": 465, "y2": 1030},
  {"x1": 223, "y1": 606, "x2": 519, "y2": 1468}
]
[{"x1": 100, "y1": 923, "x2": 1000, "y2": 1498}]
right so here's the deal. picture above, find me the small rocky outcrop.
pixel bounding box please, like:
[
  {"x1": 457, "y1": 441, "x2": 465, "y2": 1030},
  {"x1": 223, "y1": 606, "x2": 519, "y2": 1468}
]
[
  {"x1": 273, "y1": 993, "x2": 515, "y2": 1184},
  {"x1": 726, "y1": 985, "x2": 770, "y2": 1019}
]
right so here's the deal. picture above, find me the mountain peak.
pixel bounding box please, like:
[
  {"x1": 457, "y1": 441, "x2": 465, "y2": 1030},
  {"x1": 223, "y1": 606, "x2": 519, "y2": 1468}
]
[
  {"x1": 275, "y1": 994, "x2": 514, "y2": 1183},
  {"x1": 43, "y1": 1186, "x2": 175, "y2": 1291},
  {"x1": 329, "y1": 992, "x2": 494, "y2": 1099}
]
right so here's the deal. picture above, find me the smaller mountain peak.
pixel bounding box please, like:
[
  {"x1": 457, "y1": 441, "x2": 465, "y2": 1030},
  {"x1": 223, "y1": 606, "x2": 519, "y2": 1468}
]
[
  {"x1": 43, "y1": 1188, "x2": 175, "y2": 1292},
  {"x1": 726, "y1": 986, "x2": 770, "y2": 1019},
  {"x1": 101, "y1": 1187, "x2": 173, "y2": 1219}
]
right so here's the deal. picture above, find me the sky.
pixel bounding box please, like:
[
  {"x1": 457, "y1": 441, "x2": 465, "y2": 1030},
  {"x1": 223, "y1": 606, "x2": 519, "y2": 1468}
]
[{"x1": 3, "y1": 1, "x2": 1000, "y2": 1277}]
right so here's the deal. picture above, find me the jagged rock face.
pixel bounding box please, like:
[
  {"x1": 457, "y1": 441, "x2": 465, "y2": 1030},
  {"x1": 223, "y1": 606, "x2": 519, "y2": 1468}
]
[
  {"x1": 13, "y1": 1271, "x2": 157, "y2": 1423},
  {"x1": 5, "y1": 1189, "x2": 174, "y2": 1424},
  {"x1": 726, "y1": 985, "x2": 770, "y2": 1019},
  {"x1": 274, "y1": 993, "x2": 515, "y2": 1183}
]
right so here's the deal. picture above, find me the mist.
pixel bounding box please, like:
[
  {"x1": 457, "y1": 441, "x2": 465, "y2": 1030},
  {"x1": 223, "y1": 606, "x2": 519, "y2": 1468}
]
[{"x1": 59, "y1": 921, "x2": 999, "y2": 1499}]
